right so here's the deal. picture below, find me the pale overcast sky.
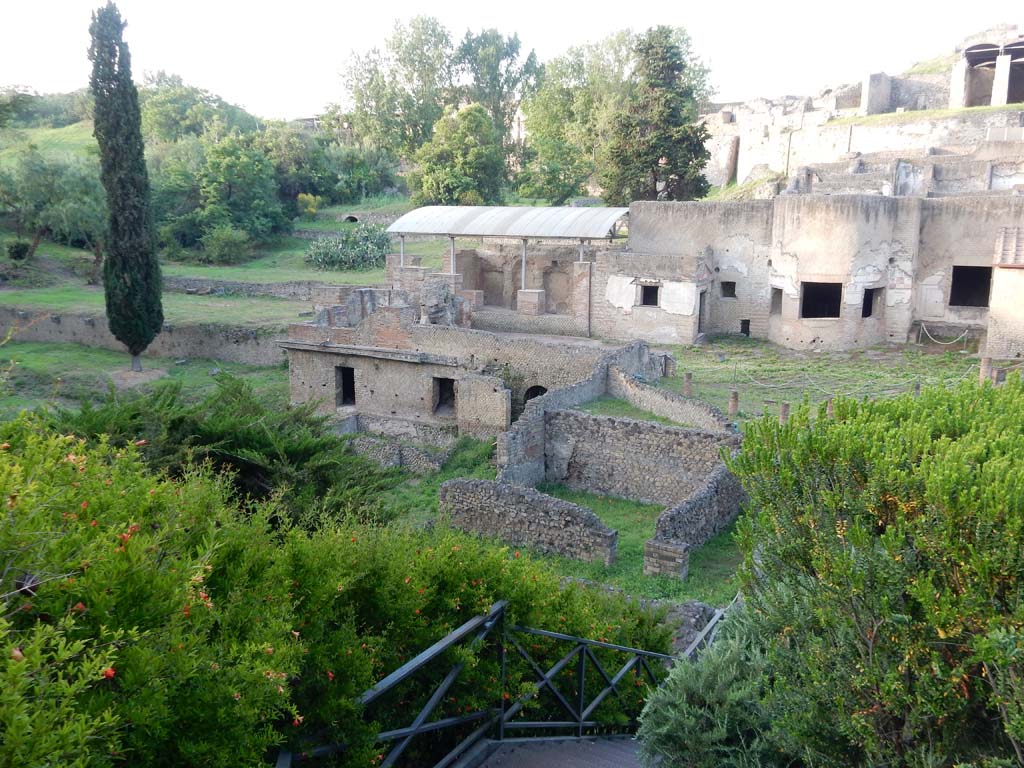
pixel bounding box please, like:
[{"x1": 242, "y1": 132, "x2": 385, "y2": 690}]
[{"x1": 2, "y1": 0, "x2": 1022, "y2": 120}]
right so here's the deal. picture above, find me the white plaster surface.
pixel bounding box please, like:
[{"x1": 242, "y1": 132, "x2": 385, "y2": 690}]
[
  {"x1": 605, "y1": 275, "x2": 637, "y2": 312},
  {"x1": 660, "y1": 282, "x2": 696, "y2": 316}
]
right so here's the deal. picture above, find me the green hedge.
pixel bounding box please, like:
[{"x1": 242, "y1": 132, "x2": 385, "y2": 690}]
[
  {"x1": 0, "y1": 416, "x2": 669, "y2": 766},
  {"x1": 639, "y1": 376, "x2": 1024, "y2": 767}
]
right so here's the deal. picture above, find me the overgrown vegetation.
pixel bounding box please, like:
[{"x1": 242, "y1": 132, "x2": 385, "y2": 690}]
[
  {"x1": 639, "y1": 377, "x2": 1024, "y2": 766},
  {"x1": 304, "y1": 223, "x2": 390, "y2": 271},
  {"x1": 0, "y1": 415, "x2": 668, "y2": 766},
  {"x1": 535, "y1": 484, "x2": 742, "y2": 604}
]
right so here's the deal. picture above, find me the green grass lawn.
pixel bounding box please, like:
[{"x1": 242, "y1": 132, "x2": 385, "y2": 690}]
[
  {"x1": 0, "y1": 121, "x2": 98, "y2": 165},
  {"x1": 577, "y1": 396, "x2": 687, "y2": 427},
  {"x1": 531, "y1": 484, "x2": 742, "y2": 605},
  {"x1": 659, "y1": 335, "x2": 978, "y2": 421},
  {"x1": 0, "y1": 285, "x2": 312, "y2": 326},
  {"x1": 0, "y1": 341, "x2": 288, "y2": 414},
  {"x1": 379, "y1": 438, "x2": 497, "y2": 526}
]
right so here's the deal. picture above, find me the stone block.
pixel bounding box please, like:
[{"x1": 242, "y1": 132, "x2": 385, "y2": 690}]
[
  {"x1": 643, "y1": 538, "x2": 689, "y2": 579},
  {"x1": 517, "y1": 289, "x2": 546, "y2": 316},
  {"x1": 459, "y1": 289, "x2": 485, "y2": 310}
]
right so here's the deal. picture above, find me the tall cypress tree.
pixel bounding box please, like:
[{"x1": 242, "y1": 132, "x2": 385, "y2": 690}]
[{"x1": 89, "y1": 2, "x2": 162, "y2": 372}]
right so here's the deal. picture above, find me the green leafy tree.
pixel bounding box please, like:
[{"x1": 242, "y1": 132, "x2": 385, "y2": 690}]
[
  {"x1": 0, "y1": 87, "x2": 33, "y2": 127},
  {"x1": 456, "y1": 29, "x2": 541, "y2": 156},
  {"x1": 148, "y1": 134, "x2": 205, "y2": 249},
  {"x1": 600, "y1": 26, "x2": 710, "y2": 205},
  {"x1": 198, "y1": 133, "x2": 287, "y2": 240},
  {"x1": 410, "y1": 104, "x2": 504, "y2": 206},
  {"x1": 516, "y1": 134, "x2": 592, "y2": 204},
  {"x1": 256, "y1": 122, "x2": 335, "y2": 217},
  {"x1": 88, "y1": 1, "x2": 162, "y2": 372},
  {"x1": 343, "y1": 16, "x2": 454, "y2": 157},
  {"x1": 140, "y1": 71, "x2": 257, "y2": 142}
]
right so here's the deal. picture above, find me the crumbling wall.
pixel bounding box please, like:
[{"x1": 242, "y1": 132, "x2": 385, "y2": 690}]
[
  {"x1": 348, "y1": 434, "x2": 452, "y2": 475},
  {"x1": 439, "y1": 479, "x2": 618, "y2": 565},
  {"x1": 607, "y1": 366, "x2": 733, "y2": 431},
  {"x1": 0, "y1": 308, "x2": 286, "y2": 365},
  {"x1": 544, "y1": 410, "x2": 740, "y2": 506}
]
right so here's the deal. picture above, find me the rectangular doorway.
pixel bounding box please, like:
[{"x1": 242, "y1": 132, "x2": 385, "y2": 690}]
[
  {"x1": 336, "y1": 366, "x2": 355, "y2": 407},
  {"x1": 433, "y1": 377, "x2": 456, "y2": 416}
]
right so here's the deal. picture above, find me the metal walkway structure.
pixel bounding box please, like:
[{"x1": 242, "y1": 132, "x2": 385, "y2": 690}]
[{"x1": 275, "y1": 599, "x2": 731, "y2": 768}]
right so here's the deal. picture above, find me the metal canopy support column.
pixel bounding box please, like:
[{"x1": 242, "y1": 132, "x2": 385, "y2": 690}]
[
  {"x1": 399, "y1": 235, "x2": 405, "y2": 267},
  {"x1": 521, "y1": 238, "x2": 528, "y2": 290},
  {"x1": 578, "y1": 239, "x2": 586, "y2": 262},
  {"x1": 449, "y1": 236, "x2": 456, "y2": 274}
]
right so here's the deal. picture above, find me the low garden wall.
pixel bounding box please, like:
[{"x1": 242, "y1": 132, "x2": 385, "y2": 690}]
[
  {"x1": 348, "y1": 434, "x2": 451, "y2": 475},
  {"x1": 163, "y1": 276, "x2": 375, "y2": 303},
  {"x1": 439, "y1": 479, "x2": 617, "y2": 565},
  {"x1": 0, "y1": 308, "x2": 287, "y2": 365},
  {"x1": 607, "y1": 366, "x2": 733, "y2": 432}
]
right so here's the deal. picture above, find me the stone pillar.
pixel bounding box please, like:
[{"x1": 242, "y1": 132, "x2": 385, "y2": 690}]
[
  {"x1": 779, "y1": 402, "x2": 790, "y2": 425},
  {"x1": 449, "y1": 236, "x2": 456, "y2": 274},
  {"x1": 948, "y1": 58, "x2": 969, "y2": 109},
  {"x1": 728, "y1": 389, "x2": 739, "y2": 419},
  {"x1": 825, "y1": 398, "x2": 834, "y2": 419},
  {"x1": 517, "y1": 289, "x2": 546, "y2": 316},
  {"x1": 399, "y1": 235, "x2": 405, "y2": 267},
  {"x1": 860, "y1": 72, "x2": 892, "y2": 115},
  {"x1": 683, "y1": 372, "x2": 693, "y2": 397},
  {"x1": 980, "y1": 357, "x2": 992, "y2": 384},
  {"x1": 521, "y1": 238, "x2": 528, "y2": 290},
  {"x1": 643, "y1": 539, "x2": 689, "y2": 579},
  {"x1": 992, "y1": 54, "x2": 1013, "y2": 107},
  {"x1": 571, "y1": 261, "x2": 592, "y2": 335}
]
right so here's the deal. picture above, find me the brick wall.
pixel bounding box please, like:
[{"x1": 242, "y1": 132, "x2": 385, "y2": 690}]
[
  {"x1": 348, "y1": 434, "x2": 451, "y2": 475},
  {"x1": 439, "y1": 479, "x2": 618, "y2": 565}
]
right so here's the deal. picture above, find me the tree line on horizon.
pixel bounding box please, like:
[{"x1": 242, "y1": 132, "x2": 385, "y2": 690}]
[{"x1": 1, "y1": 15, "x2": 713, "y2": 218}]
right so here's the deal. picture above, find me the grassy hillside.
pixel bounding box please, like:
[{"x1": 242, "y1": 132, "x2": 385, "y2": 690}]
[{"x1": 0, "y1": 120, "x2": 97, "y2": 164}]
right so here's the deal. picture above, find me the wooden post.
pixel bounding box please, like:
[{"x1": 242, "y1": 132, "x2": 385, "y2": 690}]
[
  {"x1": 825, "y1": 398, "x2": 834, "y2": 419},
  {"x1": 683, "y1": 372, "x2": 693, "y2": 397},
  {"x1": 779, "y1": 402, "x2": 790, "y2": 425},
  {"x1": 980, "y1": 357, "x2": 992, "y2": 384},
  {"x1": 913, "y1": 379, "x2": 921, "y2": 397},
  {"x1": 728, "y1": 389, "x2": 739, "y2": 419}
]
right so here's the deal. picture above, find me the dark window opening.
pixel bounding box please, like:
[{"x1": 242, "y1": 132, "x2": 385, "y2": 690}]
[
  {"x1": 524, "y1": 385, "x2": 547, "y2": 402},
  {"x1": 949, "y1": 266, "x2": 992, "y2": 308},
  {"x1": 640, "y1": 285, "x2": 660, "y2": 307},
  {"x1": 740, "y1": 319, "x2": 750, "y2": 336},
  {"x1": 433, "y1": 377, "x2": 456, "y2": 415},
  {"x1": 336, "y1": 366, "x2": 355, "y2": 406},
  {"x1": 800, "y1": 282, "x2": 842, "y2": 319},
  {"x1": 862, "y1": 287, "x2": 883, "y2": 318},
  {"x1": 770, "y1": 288, "x2": 783, "y2": 316},
  {"x1": 721, "y1": 281, "x2": 737, "y2": 298}
]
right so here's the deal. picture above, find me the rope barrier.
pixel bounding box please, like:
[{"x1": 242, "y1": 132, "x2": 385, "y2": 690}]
[{"x1": 918, "y1": 323, "x2": 970, "y2": 346}]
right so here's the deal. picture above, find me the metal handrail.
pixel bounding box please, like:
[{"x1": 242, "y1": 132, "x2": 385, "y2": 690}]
[{"x1": 273, "y1": 596, "x2": 724, "y2": 767}]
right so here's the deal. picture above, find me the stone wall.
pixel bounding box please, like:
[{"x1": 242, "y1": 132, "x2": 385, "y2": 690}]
[
  {"x1": 607, "y1": 366, "x2": 733, "y2": 432},
  {"x1": 470, "y1": 309, "x2": 586, "y2": 337},
  {"x1": 652, "y1": 464, "x2": 746, "y2": 548},
  {"x1": 544, "y1": 410, "x2": 740, "y2": 506},
  {"x1": 494, "y1": 342, "x2": 650, "y2": 487},
  {"x1": 164, "y1": 276, "x2": 373, "y2": 303},
  {"x1": 439, "y1": 479, "x2": 618, "y2": 565},
  {"x1": 348, "y1": 434, "x2": 452, "y2": 475},
  {"x1": 0, "y1": 308, "x2": 287, "y2": 365}
]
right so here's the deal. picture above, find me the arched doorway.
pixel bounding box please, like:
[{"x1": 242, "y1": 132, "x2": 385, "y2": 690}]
[{"x1": 524, "y1": 385, "x2": 547, "y2": 402}]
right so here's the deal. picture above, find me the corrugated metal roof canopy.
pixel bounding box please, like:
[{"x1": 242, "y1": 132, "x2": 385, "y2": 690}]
[{"x1": 387, "y1": 206, "x2": 628, "y2": 240}]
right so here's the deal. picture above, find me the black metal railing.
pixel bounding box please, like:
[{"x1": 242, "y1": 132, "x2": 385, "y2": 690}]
[{"x1": 274, "y1": 596, "x2": 733, "y2": 768}]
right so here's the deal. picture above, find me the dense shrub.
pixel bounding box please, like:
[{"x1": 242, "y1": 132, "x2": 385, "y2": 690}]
[
  {"x1": 198, "y1": 225, "x2": 252, "y2": 264},
  {"x1": 304, "y1": 223, "x2": 390, "y2": 271},
  {"x1": 45, "y1": 375, "x2": 400, "y2": 524},
  {"x1": 640, "y1": 378, "x2": 1024, "y2": 767},
  {"x1": 0, "y1": 418, "x2": 302, "y2": 766},
  {"x1": 638, "y1": 614, "x2": 778, "y2": 768},
  {"x1": 5, "y1": 240, "x2": 31, "y2": 261},
  {"x1": 295, "y1": 192, "x2": 322, "y2": 221},
  {"x1": 1, "y1": 416, "x2": 670, "y2": 766}
]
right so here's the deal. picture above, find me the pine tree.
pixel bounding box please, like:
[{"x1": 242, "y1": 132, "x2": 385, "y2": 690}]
[
  {"x1": 89, "y1": 2, "x2": 162, "y2": 372},
  {"x1": 600, "y1": 26, "x2": 710, "y2": 206}
]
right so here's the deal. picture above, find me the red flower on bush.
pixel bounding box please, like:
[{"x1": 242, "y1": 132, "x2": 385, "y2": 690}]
[{"x1": 103, "y1": 667, "x2": 116, "y2": 679}]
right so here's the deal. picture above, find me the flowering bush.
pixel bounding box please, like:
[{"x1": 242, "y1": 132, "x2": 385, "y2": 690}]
[
  {"x1": 0, "y1": 418, "x2": 301, "y2": 766},
  {"x1": 1, "y1": 416, "x2": 669, "y2": 765}
]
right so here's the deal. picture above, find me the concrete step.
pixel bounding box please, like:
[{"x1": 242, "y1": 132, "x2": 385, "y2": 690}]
[{"x1": 478, "y1": 738, "x2": 641, "y2": 768}]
